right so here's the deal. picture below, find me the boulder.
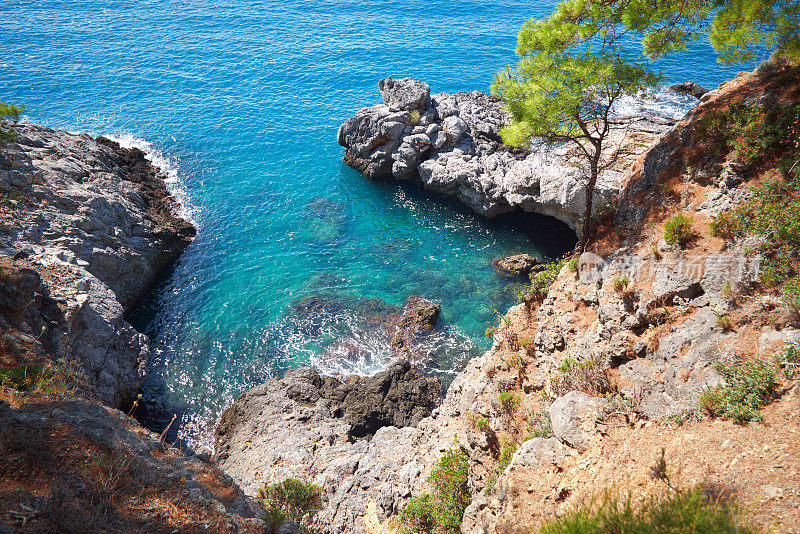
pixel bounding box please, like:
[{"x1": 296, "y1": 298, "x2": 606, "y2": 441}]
[
  {"x1": 507, "y1": 437, "x2": 571, "y2": 471},
  {"x1": 492, "y1": 254, "x2": 540, "y2": 277},
  {"x1": 548, "y1": 391, "x2": 609, "y2": 451},
  {"x1": 668, "y1": 82, "x2": 709, "y2": 99},
  {"x1": 378, "y1": 77, "x2": 431, "y2": 111},
  {"x1": 651, "y1": 263, "x2": 704, "y2": 303}
]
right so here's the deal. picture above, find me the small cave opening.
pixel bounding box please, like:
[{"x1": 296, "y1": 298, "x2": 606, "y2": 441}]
[{"x1": 489, "y1": 208, "x2": 578, "y2": 259}]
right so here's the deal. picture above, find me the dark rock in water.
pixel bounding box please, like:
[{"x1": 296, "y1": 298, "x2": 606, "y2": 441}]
[
  {"x1": 492, "y1": 253, "x2": 540, "y2": 277},
  {"x1": 668, "y1": 82, "x2": 708, "y2": 99},
  {"x1": 399, "y1": 295, "x2": 441, "y2": 331},
  {"x1": 387, "y1": 296, "x2": 441, "y2": 364}
]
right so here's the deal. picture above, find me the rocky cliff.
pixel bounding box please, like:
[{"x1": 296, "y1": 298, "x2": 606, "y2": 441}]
[
  {"x1": 0, "y1": 123, "x2": 195, "y2": 407},
  {"x1": 221, "y1": 65, "x2": 800, "y2": 534},
  {"x1": 338, "y1": 77, "x2": 676, "y2": 230}
]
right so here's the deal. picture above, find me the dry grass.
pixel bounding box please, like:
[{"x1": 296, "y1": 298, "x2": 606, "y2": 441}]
[{"x1": 0, "y1": 402, "x2": 263, "y2": 533}]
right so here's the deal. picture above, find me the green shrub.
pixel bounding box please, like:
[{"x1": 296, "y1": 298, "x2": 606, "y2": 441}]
[
  {"x1": 691, "y1": 102, "x2": 800, "y2": 289},
  {"x1": 558, "y1": 357, "x2": 594, "y2": 374},
  {"x1": 699, "y1": 359, "x2": 780, "y2": 424},
  {"x1": 528, "y1": 408, "x2": 554, "y2": 439},
  {"x1": 780, "y1": 342, "x2": 800, "y2": 379},
  {"x1": 486, "y1": 438, "x2": 517, "y2": 493},
  {"x1": 400, "y1": 448, "x2": 470, "y2": 534},
  {"x1": 498, "y1": 391, "x2": 521, "y2": 413},
  {"x1": 694, "y1": 101, "x2": 800, "y2": 169},
  {"x1": 567, "y1": 255, "x2": 579, "y2": 273},
  {"x1": 782, "y1": 277, "x2": 800, "y2": 314},
  {"x1": 476, "y1": 416, "x2": 489, "y2": 432},
  {"x1": 709, "y1": 211, "x2": 739, "y2": 240},
  {"x1": 538, "y1": 486, "x2": 758, "y2": 534},
  {"x1": 590, "y1": 201, "x2": 616, "y2": 226},
  {"x1": 505, "y1": 353, "x2": 525, "y2": 369},
  {"x1": 257, "y1": 478, "x2": 323, "y2": 531},
  {"x1": 0, "y1": 363, "x2": 79, "y2": 400},
  {"x1": 485, "y1": 327, "x2": 496, "y2": 339},
  {"x1": 551, "y1": 358, "x2": 609, "y2": 398},
  {"x1": 715, "y1": 313, "x2": 734, "y2": 332},
  {"x1": 663, "y1": 214, "x2": 694, "y2": 247},
  {"x1": 0, "y1": 103, "x2": 24, "y2": 145},
  {"x1": 612, "y1": 276, "x2": 630, "y2": 293},
  {"x1": 518, "y1": 258, "x2": 567, "y2": 303},
  {"x1": 0, "y1": 365, "x2": 52, "y2": 392}
]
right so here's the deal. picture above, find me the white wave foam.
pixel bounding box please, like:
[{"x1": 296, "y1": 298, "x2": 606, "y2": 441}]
[
  {"x1": 103, "y1": 133, "x2": 199, "y2": 226},
  {"x1": 614, "y1": 85, "x2": 700, "y2": 120}
]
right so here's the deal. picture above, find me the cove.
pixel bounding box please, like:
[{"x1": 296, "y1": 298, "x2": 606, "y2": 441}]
[{"x1": 2, "y1": 0, "x2": 749, "y2": 448}]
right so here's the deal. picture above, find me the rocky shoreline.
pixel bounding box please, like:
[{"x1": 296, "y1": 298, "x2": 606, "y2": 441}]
[
  {"x1": 215, "y1": 67, "x2": 800, "y2": 533},
  {"x1": 4, "y1": 64, "x2": 800, "y2": 533},
  {"x1": 338, "y1": 77, "x2": 678, "y2": 231},
  {"x1": 0, "y1": 124, "x2": 275, "y2": 532},
  {"x1": 0, "y1": 123, "x2": 195, "y2": 406}
]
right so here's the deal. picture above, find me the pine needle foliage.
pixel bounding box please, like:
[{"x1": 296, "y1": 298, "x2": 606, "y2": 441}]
[{"x1": 0, "y1": 103, "x2": 24, "y2": 145}]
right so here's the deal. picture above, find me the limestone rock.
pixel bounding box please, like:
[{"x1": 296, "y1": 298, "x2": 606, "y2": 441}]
[
  {"x1": 339, "y1": 78, "x2": 676, "y2": 230},
  {"x1": 668, "y1": 82, "x2": 708, "y2": 99},
  {"x1": 378, "y1": 77, "x2": 431, "y2": 111},
  {"x1": 619, "y1": 307, "x2": 728, "y2": 416},
  {"x1": 0, "y1": 123, "x2": 195, "y2": 407},
  {"x1": 507, "y1": 437, "x2": 570, "y2": 471},
  {"x1": 548, "y1": 391, "x2": 609, "y2": 451},
  {"x1": 651, "y1": 264, "x2": 704, "y2": 303}
]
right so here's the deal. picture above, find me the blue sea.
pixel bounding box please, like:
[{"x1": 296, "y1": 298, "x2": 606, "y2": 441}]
[{"x1": 2, "y1": 0, "x2": 751, "y2": 447}]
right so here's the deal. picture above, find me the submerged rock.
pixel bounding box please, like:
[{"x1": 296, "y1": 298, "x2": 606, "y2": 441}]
[
  {"x1": 338, "y1": 77, "x2": 676, "y2": 230},
  {"x1": 387, "y1": 296, "x2": 442, "y2": 365}
]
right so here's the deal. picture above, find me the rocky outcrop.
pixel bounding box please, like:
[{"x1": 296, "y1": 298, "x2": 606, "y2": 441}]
[
  {"x1": 0, "y1": 399, "x2": 264, "y2": 533},
  {"x1": 491, "y1": 254, "x2": 540, "y2": 278},
  {"x1": 548, "y1": 391, "x2": 609, "y2": 452},
  {"x1": 338, "y1": 77, "x2": 676, "y2": 230},
  {"x1": 214, "y1": 360, "x2": 462, "y2": 533},
  {"x1": 0, "y1": 123, "x2": 195, "y2": 406}
]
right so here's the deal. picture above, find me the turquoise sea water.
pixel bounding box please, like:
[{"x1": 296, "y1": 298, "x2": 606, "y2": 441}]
[{"x1": 2, "y1": 0, "x2": 750, "y2": 447}]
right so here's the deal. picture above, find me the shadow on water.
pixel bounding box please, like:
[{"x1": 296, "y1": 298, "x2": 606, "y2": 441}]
[{"x1": 371, "y1": 174, "x2": 578, "y2": 259}]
